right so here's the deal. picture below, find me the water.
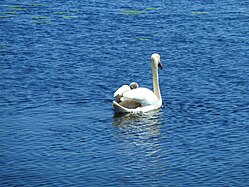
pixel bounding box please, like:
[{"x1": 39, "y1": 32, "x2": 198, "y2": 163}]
[{"x1": 0, "y1": 0, "x2": 249, "y2": 186}]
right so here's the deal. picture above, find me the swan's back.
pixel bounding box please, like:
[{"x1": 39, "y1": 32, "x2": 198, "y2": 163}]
[{"x1": 123, "y1": 87, "x2": 160, "y2": 106}]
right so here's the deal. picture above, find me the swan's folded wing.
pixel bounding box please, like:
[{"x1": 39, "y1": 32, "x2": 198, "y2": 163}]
[
  {"x1": 122, "y1": 87, "x2": 158, "y2": 106},
  {"x1": 113, "y1": 85, "x2": 130, "y2": 98}
]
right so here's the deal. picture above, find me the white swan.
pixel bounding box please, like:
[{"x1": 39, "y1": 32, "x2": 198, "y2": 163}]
[{"x1": 113, "y1": 53, "x2": 163, "y2": 113}]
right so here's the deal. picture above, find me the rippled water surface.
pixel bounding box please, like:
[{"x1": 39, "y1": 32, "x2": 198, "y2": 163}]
[{"x1": 1, "y1": 0, "x2": 249, "y2": 186}]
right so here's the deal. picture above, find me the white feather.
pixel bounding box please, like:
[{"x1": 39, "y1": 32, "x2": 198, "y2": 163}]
[{"x1": 113, "y1": 85, "x2": 130, "y2": 98}]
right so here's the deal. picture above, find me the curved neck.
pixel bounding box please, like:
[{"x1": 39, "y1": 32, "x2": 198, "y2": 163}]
[{"x1": 152, "y1": 66, "x2": 162, "y2": 102}]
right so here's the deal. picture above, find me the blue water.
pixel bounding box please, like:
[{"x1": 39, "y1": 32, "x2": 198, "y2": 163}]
[{"x1": 1, "y1": 0, "x2": 249, "y2": 186}]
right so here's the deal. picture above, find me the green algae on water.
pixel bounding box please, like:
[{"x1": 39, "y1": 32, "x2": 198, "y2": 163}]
[
  {"x1": 122, "y1": 10, "x2": 143, "y2": 15},
  {"x1": 32, "y1": 16, "x2": 50, "y2": 19},
  {"x1": 0, "y1": 44, "x2": 6, "y2": 49},
  {"x1": 32, "y1": 16, "x2": 51, "y2": 24},
  {"x1": 63, "y1": 15, "x2": 78, "y2": 19},
  {"x1": 33, "y1": 20, "x2": 51, "y2": 25},
  {"x1": 55, "y1": 12, "x2": 67, "y2": 15},
  {"x1": 33, "y1": 16, "x2": 50, "y2": 19},
  {"x1": 192, "y1": 11, "x2": 209, "y2": 15},
  {"x1": 8, "y1": 5, "x2": 27, "y2": 11},
  {"x1": 4, "y1": 12, "x2": 16, "y2": 15},
  {"x1": 146, "y1": 8, "x2": 157, "y2": 11},
  {"x1": 31, "y1": 4, "x2": 42, "y2": 7},
  {"x1": 0, "y1": 15, "x2": 14, "y2": 19}
]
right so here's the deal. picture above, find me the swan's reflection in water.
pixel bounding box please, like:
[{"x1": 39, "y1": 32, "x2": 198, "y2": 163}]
[
  {"x1": 112, "y1": 110, "x2": 166, "y2": 185},
  {"x1": 113, "y1": 110, "x2": 163, "y2": 151}
]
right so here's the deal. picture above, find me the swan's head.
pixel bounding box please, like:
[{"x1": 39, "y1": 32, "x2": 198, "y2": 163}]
[{"x1": 151, "y1": 53, "x2": 163, "y2": 70}]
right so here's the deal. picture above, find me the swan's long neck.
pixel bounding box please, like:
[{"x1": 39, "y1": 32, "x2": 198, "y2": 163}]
[{"x1": 152, "y1": 66, "x2": 162, "y2": 102}]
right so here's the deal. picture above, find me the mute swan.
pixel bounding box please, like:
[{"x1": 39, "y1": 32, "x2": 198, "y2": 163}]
[{"x1": 113, "y1": 53, "x2": 163, "y2": 113}]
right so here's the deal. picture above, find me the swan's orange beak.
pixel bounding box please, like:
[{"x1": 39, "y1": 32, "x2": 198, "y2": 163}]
[{"x1": 158, "y1": 62, "x2": 163, "y2": 70}]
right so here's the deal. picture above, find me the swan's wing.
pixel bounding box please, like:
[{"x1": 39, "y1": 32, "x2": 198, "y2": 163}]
[
  {"x1": 113, "y1": 101, "x2": 132, "y2": 113},
  {"x1": 122, "y1": 87, "x2": 159, "y2": 106},
  {"x1": 113, "y1": 85, "x2": 130, "y2": 98}
]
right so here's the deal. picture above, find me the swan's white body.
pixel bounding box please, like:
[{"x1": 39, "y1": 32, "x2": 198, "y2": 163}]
[{"x1": 113, "y1": 53, "x2": 163, "y2": 113}]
